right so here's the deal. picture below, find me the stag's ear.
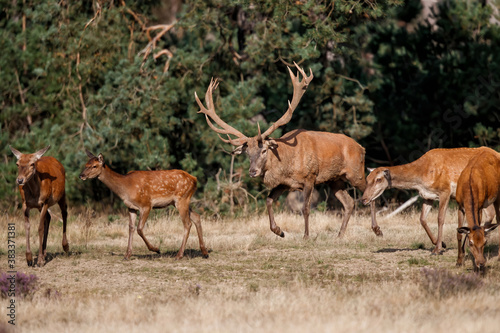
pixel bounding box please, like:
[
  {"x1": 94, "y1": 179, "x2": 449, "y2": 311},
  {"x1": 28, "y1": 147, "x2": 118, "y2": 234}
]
[
  {"x1": 367, "y1": 167, "x2": 376, "y2": 174},
  {"x1": 485, "y1": 223, "x2": 499, "y2": 234},
  {"x1": 33, "y1": 145, "x2": 50, "y2": 160},
  {"x1": 232, "y1": 145, "x2": 246, "y2": 155},
  {"x1": 9, "y1": 146, "x2": 22, "y2": 160},
  {"x1": 85, "y1": 149, "x2": 96, "y2": 159},
  {"x1": 266, "y1": 139, "x2": 278, "y2": 150},
  {"x1": 97, "y1": 153, "x2": 105, "y2": 165},
  {"x1": 457, "y1": 227, "x2": 471, "y2": 235}
]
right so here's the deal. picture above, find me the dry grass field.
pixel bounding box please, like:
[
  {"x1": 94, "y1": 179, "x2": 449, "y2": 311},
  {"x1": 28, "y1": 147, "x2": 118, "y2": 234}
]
[{"x1": 1, "y1": 205, "x2": 500, "y2": 333}]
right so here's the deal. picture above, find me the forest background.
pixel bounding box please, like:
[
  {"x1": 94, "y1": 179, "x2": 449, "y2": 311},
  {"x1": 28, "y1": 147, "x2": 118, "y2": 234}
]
[{"x1": 1, "y1": 0, "x2": 499, "y2": 214}]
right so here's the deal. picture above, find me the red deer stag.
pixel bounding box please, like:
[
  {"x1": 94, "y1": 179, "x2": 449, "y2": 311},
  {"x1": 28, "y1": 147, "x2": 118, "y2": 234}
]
[
  {"x1": 10, "y1": 145, "x2": 69, "y2": 267},
  {"x1": 456, "y1": 147, "x2": 500, "y2": 272},
  {"x1": 79, "y1": 150, "x2": 208, "y2": 260},
  {"x1": 195, "y1": 64, "x2": 381, "y2": 238},
  {"x1": 361, "y1": 147, "x2": 496, "y2": 255}
]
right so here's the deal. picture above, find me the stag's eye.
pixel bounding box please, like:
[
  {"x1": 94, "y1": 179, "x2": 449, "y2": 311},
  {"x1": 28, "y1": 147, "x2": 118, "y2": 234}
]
[
  {"x1": 376, "y1": 178, "x2": 382, "y2": 183},
  {"x1": 93, "y1": 166, "x2": 97, "y2": 169},
  {"x1": 261, "y1": 150, "x2": 267, "y2": 156}
]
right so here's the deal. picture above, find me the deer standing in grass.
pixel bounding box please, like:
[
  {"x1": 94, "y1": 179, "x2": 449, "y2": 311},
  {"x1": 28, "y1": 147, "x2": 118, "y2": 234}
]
[
  {"x1": 195, "y1": 63, "x2": 381, "y2": 238},
  {"x1": 10, "y1": 145, "x2": 69, "y2": 267},
  {"x1": 361, "y1": 147, "x2": 496, "y2": 255},
  {"x1": 456, "y1": 147, "x2": 500, "y2": 272},
  {"x1": 79, "y1": 150, "x2": 208, "y2": 260}
]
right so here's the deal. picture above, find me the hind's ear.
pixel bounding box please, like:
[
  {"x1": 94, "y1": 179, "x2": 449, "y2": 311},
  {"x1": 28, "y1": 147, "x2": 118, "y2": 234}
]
[
  {"x1": 485, "y1": 223, "x2": 499, "y2": 235},
  {"x1": 85, "y1": 149, "x2": 96, "y2": 159},
  {"x1": 367, "y1": 168, "x2": 376, "y2": 173},
  {"x1": 33, "y1": 145, "x2": 50, "y2": 160},
  {"x1": 9, "y1": 146, "x2": 22, "y2": 160}
]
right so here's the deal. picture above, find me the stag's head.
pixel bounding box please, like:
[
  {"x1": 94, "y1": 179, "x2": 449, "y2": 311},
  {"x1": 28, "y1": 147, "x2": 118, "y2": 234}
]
[
  {"x1": 458, "y1": 223, "x2": 499, "y2": 272},
  {"x1": 10, "y1": 145, "x2": 50, "y2": 186},
  {"x1": 361, "y1": 167, "x2": 392, "y2": 205},
  {"x1": 195, "y1": 63, "x2": 313, "y2": 178},
  {"x1": 79, "y1": 150, "x2": 105, "y2": 181}
]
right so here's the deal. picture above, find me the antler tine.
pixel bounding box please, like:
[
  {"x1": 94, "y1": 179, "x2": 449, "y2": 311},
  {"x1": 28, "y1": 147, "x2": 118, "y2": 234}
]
[
  {"x1": 261, "y1": 63, "x2": 314, "y2": 139},
  {"x1": 195, "y1": 78, "x2": 248, "y2": 146}
]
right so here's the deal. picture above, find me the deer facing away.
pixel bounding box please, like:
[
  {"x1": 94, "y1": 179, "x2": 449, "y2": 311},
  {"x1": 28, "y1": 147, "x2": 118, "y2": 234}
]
[
  {"x1": 79, "y1": 150, "x2": 208, "y2": 260},
  {"x1": 456, "y1": 147, "x2": 500, "y2": 272},
  {"x1": 195, "y1": 64, "x2": 381, "y2": 239},
  {"x1": 10, "y1": 145, "x2": 69, "y2": 267}
]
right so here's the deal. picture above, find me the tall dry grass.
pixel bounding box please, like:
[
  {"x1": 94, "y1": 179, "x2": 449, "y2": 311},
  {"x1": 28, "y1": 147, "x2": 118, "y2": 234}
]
[{"x1": 1, "y1": 206, "x2": 499, "y2": 333}]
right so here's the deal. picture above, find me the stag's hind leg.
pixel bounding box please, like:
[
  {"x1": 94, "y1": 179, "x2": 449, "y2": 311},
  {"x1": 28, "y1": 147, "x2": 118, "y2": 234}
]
[
  {"x1": 190, "y1": 210, "x2": 209, "y2": 258},
  {"x1": 301, "y1": 182, "x2": 316, "y2": 239},
  {"x1": 329, "y1": 180, "x2": 355, "y2": 238},
  {"x1": 59, "y1": 195, "x2": 69, "y2": 253},
  {"x1": 267, "y1": 186, "x2": 287, "y2": 237}
]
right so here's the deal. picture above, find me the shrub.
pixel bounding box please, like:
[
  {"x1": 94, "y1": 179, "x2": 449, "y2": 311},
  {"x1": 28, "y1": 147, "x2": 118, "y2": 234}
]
[
  {"x1": 0, "y1": 271, "x2": 39, "y2": 300},
  {"x1": 419, "y1": 267, "x2": 484, "y2": 299}
]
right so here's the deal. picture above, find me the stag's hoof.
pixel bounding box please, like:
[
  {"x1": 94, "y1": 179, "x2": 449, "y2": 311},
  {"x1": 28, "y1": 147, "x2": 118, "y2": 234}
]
[
  {"x1": 27, "y1": 260, "x2": 33, "y2": 267},
  {"x1": 202, "y1": 253, "x2": 209, "y2": 259},
  {"x1": 441, "y1": 242, "x2": 447, "y2": 249},
  {"x1": 63, "y1": 244, "x2": 69, "y2": 253},
  {"x1": 373, "y1": 226, "x2": 383, "y2": 237}
]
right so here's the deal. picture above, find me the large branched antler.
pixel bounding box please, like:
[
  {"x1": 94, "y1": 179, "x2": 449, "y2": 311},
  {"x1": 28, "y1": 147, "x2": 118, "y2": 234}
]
[
  {"x1": 195, "y1": 78, "x2": 249, "y2": 146},
  {"x1": 195, "y1": 63, "x2": 313, "y2": 146},
  {"x1": 261, "y1": 62, "x2": 313, "y2": 139}
]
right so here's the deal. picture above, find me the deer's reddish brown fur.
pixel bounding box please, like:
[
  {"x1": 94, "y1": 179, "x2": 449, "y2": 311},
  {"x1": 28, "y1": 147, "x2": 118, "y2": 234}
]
[
  {"x1": 195, "y1": 63, "x2": 381, "y2": 238},
  {"x1": 79, "y1": 150, "x2": 208, "y2": 260},
  {"x1": 456, "y1": 147, "x2": 500, "y2": 272},
  {"x1": 361, "y1": 147, "x2": 496, "y2": 255},
  {"x1": 10, "y1": 145, "x2": 69, "y2": 267}
]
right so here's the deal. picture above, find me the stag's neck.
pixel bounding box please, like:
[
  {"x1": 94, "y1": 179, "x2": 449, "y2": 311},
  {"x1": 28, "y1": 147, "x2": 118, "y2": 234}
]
[{"x1": 98, "y1": 165, "x2": 130, "y2": 200}]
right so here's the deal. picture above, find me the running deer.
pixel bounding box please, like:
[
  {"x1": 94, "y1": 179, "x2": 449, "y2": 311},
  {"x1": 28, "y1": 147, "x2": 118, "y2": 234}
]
[
  {"x1": 361, "y1": 147, "x2": 496, "y2": 255},
  {"x1": 79, "y1": 150, "x2": 208, "y2": 260},
  {"x1": 10, "y1": 145, "x2": 69, "y2": 267},
  {"x1": 456, "y1": 147, "x2": 500, "y2": 272},
  {"x1": 195, "y1": 63, "x2": 381, "y2": 238}
]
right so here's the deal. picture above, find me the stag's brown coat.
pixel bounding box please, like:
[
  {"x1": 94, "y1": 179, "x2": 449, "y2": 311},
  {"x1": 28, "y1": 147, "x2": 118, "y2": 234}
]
[{"x1": 196, "y1": 64, "x2": 381, "y2": 238}]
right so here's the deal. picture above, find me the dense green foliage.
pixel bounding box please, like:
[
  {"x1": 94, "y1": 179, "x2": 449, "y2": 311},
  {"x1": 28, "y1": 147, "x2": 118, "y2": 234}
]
[{"x1": 1, "y1": 0, "x2": 499, "y2": 212}]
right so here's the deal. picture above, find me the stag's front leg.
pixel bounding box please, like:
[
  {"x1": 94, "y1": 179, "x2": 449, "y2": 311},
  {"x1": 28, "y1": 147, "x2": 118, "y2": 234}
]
[
  {"x1": 267, "y1": 186, "x2": 287, "y2": 237},
  {"x1": 330, "y1": 181, "x2": 354, "y2": 238},
  {"x1": 125, "y1": 209, "x2": 138, "y2": 260},
  {"x1": 23, "y1": 205, "x2": 33, "y2": 266}
]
